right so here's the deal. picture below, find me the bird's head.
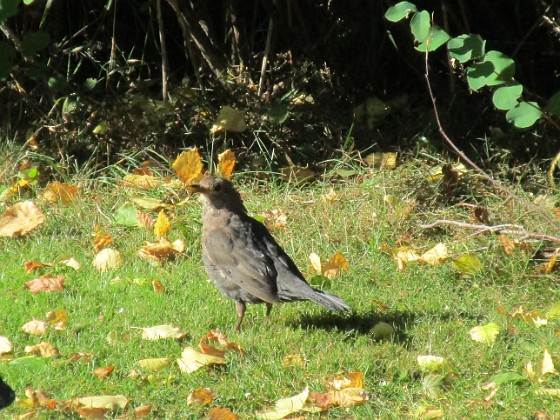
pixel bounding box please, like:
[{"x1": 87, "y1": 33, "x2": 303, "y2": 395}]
[{"x1": 188, "y1": 174, "x2": 247, "y2": 213}]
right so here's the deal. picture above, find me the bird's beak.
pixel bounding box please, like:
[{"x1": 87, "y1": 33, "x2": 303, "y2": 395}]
[{"x1": 186, "y1": 183, "x2": 202, "y2": 193}]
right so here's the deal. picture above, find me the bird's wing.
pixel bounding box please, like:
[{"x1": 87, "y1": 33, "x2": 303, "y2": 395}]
[{"x1": 203, "y1": 223, "x2": 279, "y2": 303}]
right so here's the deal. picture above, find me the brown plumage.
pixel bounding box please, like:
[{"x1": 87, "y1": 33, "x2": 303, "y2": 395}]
[{"x1": 189, "y1": 174, "x2": 350, "y2": 331}]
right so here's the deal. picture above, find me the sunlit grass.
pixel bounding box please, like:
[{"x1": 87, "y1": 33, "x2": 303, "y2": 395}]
[{"x1": 1, "y1": 154, "x2": 560, "y2": 418}]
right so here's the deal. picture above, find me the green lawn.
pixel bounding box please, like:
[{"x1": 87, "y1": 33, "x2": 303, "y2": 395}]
[{"x1": 1, "y1": 157, "x2": 560, "y2": 418}]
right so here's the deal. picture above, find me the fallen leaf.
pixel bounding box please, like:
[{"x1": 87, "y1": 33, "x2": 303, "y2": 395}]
[
  {"x1": 279, "y1": 166, "x2": 315, "y2": 183},
  {"x1": 413, "y1": 405, "x2": 444, "y2": 419},
  {"x1": 256, "y1": 387, "x2": 309, "y2": 419},
  {"x1": 24, "y1": 275, "x2": 65, "y2": 293},
  {"x1": 24, "y1": 260, "x2": 54, "y2": 273},
  {"x1": 73, "y1": 395, "x2": 129, "y2": 410},
  {"x1": 152, "y1": 279, "x2": 165, "y2": 293},
  {"x1": 217, "y1": 149, "x2": 236, "y2": 179},
  {"x1": 75, "y1": 406, "x2": 108, "y2": 418},
  {"x1": 542, "y1": 349, "x2": 558, "y2": 376},
  {"x1": 137, "y1": 238, "x2": 185, "y2": 263},
  {"x1": 392, "y1": 247, "x2": 421, "y2": 271},
  {"x1": 325, "y1": 371, "x2": 364, "y2": 391},
  {"x1": 200, "y1": 329, "x2": 244, "y2": 356},
  {"x1": 154, "y1": 210, "x2": 171, "y2": 238},
  {"x1": 46, "y1": 309, "x2": 68, "y2": 330},
  {"x1": 121, "y1": 174, "x2": 161, "y2": 189},
  {"x1": 510, "y1": 305, "x2": 547, "y2": 327},
  {"x1": 417, "y1": 355, "x2": 446, "y2": 372},
  {"x1": 207, "y1": 407, "x2": 239, "y2": 420},
  {"x1": 131, "y1": 197, "x2": 169, "y2": 211},
  {"x1": 92, "y1": 248, "x2": 124, "y2": 272},
  {"x1": 138, "y1": 358, "x2": 171, "y2": 371},
  {"x1": 330, "y1": 387, "x2": 371, "y2": 407},
  {"x1": 452, "y1": 253, "x2": 482, "y2": 275},
  {"x1": 92, "y1": 225, "x2": 113, "y2": 251},
  {"x1": 25, "y1": 342, "x2": 59, "y2": 357},
  {"x1": 210, "y1": 106, "x2": 247, "y2": 134},
  {"x1": 135, "y1": 325, "x2": 186, "y2": 341},
  {"x1": 418, "y1": 243, "x2": 448, "y2": 265},
  {"x1": 113, "y1": 204, "x2": 141, "y2": 227},
  {"x1": 0, "y1": 336, "x2": 13, "y2": 354},
  {"x1": 93, "y1": 365, "x2": 115, "y2": 379},
  {"x1": 309, "y1": 251, "x2": 349, "y2": 279},
  {"x1": 137, "y1": 210, "x2": 155, "y2": 229},
  {"x1": 42, "y1": 182, "x2": 78, "y2": 204},
  {"x1": 61, "y1": 257, "x2": 81, "y2": 270},
  {"x1": 468, "y1": 322, "x2": 500, "y2": 345},
  {"x1": 176, "y1": 346, "x2": 226, "y2": 373},
  {"x1": 21, "y1": 319, "x2": 47, "y2": 336},
  {"x1": 0, "y1": 201, "x2": 46, "y2": 237},
  {"x1": 133, "y1": 404, "x2": 153, "y2": 418},
  {"x1": 172, "y1": 148, "x2": 205, "y2": 185},
  {"x1": 321, "y1": 189, "x2": 340, "y2": 202},
  {"x1": 364, "y1": 152, "x2": 397, "y2": 169},
  {"x1": 187, "y1": 387, "x2": 213, "y2": 406}
]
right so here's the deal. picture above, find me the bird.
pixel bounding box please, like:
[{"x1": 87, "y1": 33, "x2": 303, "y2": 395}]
[
  {"x1": 188, "y1": 174, "x2": 350, "y2": 331},
  {"x1": 0, "y1": 377, "x2": 15, "y2": 409}
]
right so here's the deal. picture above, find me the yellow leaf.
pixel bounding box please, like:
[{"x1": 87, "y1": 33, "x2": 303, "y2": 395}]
[
  {"x1": 92, "y1": 248, "x2": 124, "y2": 272},
  {"x1": 468, "y1": 322, "x2": 500, "y2": 345},
  {"x1": 0, "y1": 201, "x2": 45, "y2": 237},
  {"x1": 282, "y1": 354, "x2": 306, "y2": 368},
  {"x1": 120, "y1": 174, "x2": 161, "y2": 189},
  {"x1": 392, "y1": 247, "x2": 421, "y2": 271},
  {"x1": 417, "y1": 355, "x2": 446, "y2": 372},
  {"x1": 46, "y1": 309, "x2": 68, "y2": 330},
  {"x1": 330, "y1": 387, "x2": 371, "y2": 407},
  {"x1": 138, "y1": 358, "x2": 171, "y2": 371},
  {"x1": 153, "y1": 210, "x2": 171, "y2": 238},
  {"x1": 309, "y1": 253, "x2": 322, "y2": 274},
  {"x1": 364, "y1": 152, "x2": 397, "y2": 169},
  {"x1": 542, "y1": 349, "x2": 558, "y2": 376},
  {"x1": 74, "y1": 395, "x2": 129, "y2": 410},
  {"x1": 207, "y1": 407, "x2": 239, "y2": 420},
  {"x1": 172, "y1": 148, "x2": 205, "y2": 185},
  {"x1": 255, "y1": 387, "x2": 309, "y2": 420},
  {"x1": 210, "y1": 106, "x2": 246, "y2": 134},
  {"x1": 325, "y1": 371, "x2": 364, "y2": 391},
  {"x1": 418, "y1": 243, "x2": 448, "y2": 265},
  {"x1": 217, "y1": 149, "x2": 236, "y2": 179},
  {"x1": 135, "y1": 325, "x2": 186, "y2": 341},
  {"x1": 176, "y1": 347, "x2": 226, "y2": 373}
]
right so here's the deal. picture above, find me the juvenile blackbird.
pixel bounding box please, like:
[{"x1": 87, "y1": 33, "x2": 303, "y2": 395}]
[
  {"x1": 0, "y1": 376, "x2": 15, "y2": 409},
  {"x1": 189, "y1": 174, "x2": 350, "y2": 331}
]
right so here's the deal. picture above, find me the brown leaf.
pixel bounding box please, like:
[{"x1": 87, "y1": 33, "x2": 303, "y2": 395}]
[
  {"x1": 200, "y1": 329, "x2": 244, "y2": 356},
  {"x1": 75, "y1": 406, "x2": 109, "y2": 419},
  {"x1": 0, "y1": 201, "x2": 46, "y2": 237},
  {"x1": 93, "y1": 365, "x2": 115, "y2": 379},
  {"x1": 136, "y1": 211, "x2": 155, "y2": 229},
  {"x1": 134, "y1": 404, "x2": 153, "y2": 418},
  {"x1": 24, "y1": 275, "x2": 65, "y2": 293},
  {"x1": 152, "y1": 279, "x2": 165, "y2": 293},
  {"x1": 42, "y1": 182, "x2": 78, "y2": 204},
  {"x1": 207, "y1": 407, "x2": 239, "y2": 420},
  {"x1": 25, "y1": 342, "x2": 59, "y2": 357},
  {"x1": 172, "y1": 148, "x2": 205, "y2": 185},
  {"x1": 324, "y1": 371, "x2": 364, "y2": 391},
  {"x1": 262, "y1": 209, "x2": 287, "y2": 230},
  {"x1": 24, "y1": 260, "x2": 54, "y2": 273},
  {"x1": 21, "y1": 319, "x2": 47, "y2": 336},
  {"x1": 307, "y1": 390, "x2": 335, "y2": 410},
  {"x1": 330, "y1": 388, "x2": 371, "y2": 407},
  {"x1": 92, "y1": 225, "x2": 113, "y2": 251},
  {"x1": 187, "y1": 387, "x2": 213, "y2": 406},
  {"x1": 217, "y1": 149, "x2": 236, "y2": 179},
  {"x1": 137, "y1": 238, "x2": 185, "y2": 262}
]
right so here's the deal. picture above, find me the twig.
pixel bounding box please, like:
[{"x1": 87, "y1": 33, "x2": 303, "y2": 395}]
[
  {"x1": 156, "y1": 0, "x2": 169, "y2": 101},
  {"x1": 258, "y1": 13, "x2": 274, "y2": 96},
  {"x1": 423, "y1": 49, "x2": 560, "y2": 231},
  {"x1": 419, "y1": 219, "x2": 560, "y2": 243}
]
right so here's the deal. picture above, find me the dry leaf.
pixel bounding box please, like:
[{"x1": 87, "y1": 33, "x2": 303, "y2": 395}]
[
  {"x1": 137, "y1": 358, "x2": 171, "y2": 372},
  {"x1": 392, "y1": 247, "x2": 421, "y2": 271},
  {"x1": 418, "y1": 243, "x2": 448, "y2": 265},
  {"x1": 262, "y1": 209, "x2": 287, "y2": 230},
  {"x1": 542, "y1": 349, "x2": 558, "y2": 376},
  {"x1": 325, "y1": 371, "x2": 364, "y2": 391},
  {"x1": 207, "y1": 407, "x2": 239, "y2": 420},
  {"x1": 93, "y1": 365, "x2": 115, "y2": 379},
  {"x1": 172, "y1": 148, "x2": 205, "y2": 185},
  {"x1": 0, "y1": 336, "x2": 13, "y2": 354},
  {"x1": 330, "y1": 388, "x2": 371, "y2": 407},
  {"x1": 210, "y1": 106, "x2": 247, "y2": 134},
  {"x1": 510, "y1": 305, "x2": 548, "y2": 327},
  {"x1": 321, "y1": 189, "x2": 340, "y2": 202},
  {"x1": 137, "y1": 210, "x2": 155, "y2": 229},
  {"x1": 136, "y1": 324, "x2": 186, "y2": 341},
  {"x1": 24, "y1": 275, "x2": 65, "y2": 294},
  {"x1": 120, "y1": 174, "x2": 161, "y2": 189},
  {"x1": 24, "y1": 260, "x2": 54, "y2": 273},
  {"x1": 152, "y1": 279, "x2": 165, "y2": 293},
  {"x1": 187, "y1": 387, "x2": 213, "y2": 406},
  {"x1": 69, "y1": 352, "x2": 93, "y2": 362},
  {"x1": 154, "y1": 210, "x2": 171, "y2": 238},
  {"x1": 217, "y1": 149, "x2": 236, "y2": 179},
  {"x1": 0, "y1": 201, "x2": 46, "y2": 237},
  {"x1": 176, "y1": 346, "x2": 226, "y2": 373},
  {"x1": 364, "y1": 152, "x2": 397, "y2": 169},
  {"x1": 75, "y1": 406, "x2": 108, "y2": 418},
  {"x1": 200, "y1": 329, "x2": 244, "y2": 356},
  {"x1": 134, "y1": 404, "x2": 153, "y2": 418},
  {"x1": 137, "y1": 238, "x2": 185, "y2": 262},
  {"x1": 255, "y1": 387, "x2": 309, "y2": 419},
  {"x1": 92, "y1": 225, "x2": 113, "y2": 251},
  {"x1": 73, "y1": 395, "x2": 129, "y2": 410},
  {"x1": 92, "y1": 248, "x2": 124, "y2": 272},
  {"x1": 42, "y1": 182, "x2": 78, "y2": 204},
  {"x1": 131, "y1": 197, "x2": 169, "y2": 211},
  {"x1": 46, "y1": 309, "x2": 68, "y2": 330},
  {"x1": 310, "y1": 252, "x2": 349, "y2": 279},
  {"x1": 61, "y1": 257, "x2": 81, "y2": 270},
  {"x1": 25, "y1": 342, "x2": 59, "y2": 357}
]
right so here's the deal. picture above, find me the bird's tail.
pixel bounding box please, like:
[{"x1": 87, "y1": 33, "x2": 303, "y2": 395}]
[{"x1": 308, "y1": 289, "x2": 351, "y2": 312}]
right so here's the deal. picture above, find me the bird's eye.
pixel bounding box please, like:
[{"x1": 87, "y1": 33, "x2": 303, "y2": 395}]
[{"x1": 213, "y1": 184, "x2": 222, "y2": 192}]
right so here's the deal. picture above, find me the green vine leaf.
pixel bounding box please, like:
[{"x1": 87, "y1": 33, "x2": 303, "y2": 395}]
[
  {"x1": 384, "y1": 1, "x2": 418, "y2": 22},
  {"x1": 448, "y1": 34, "x2": 485, "y2": 63},
  {"x1": 492, "y1": 84, "x2": 523, "y2": 111},
  {"x1": 415, "y1": 26, "x2": 450, "y2": 52},
  {"x1": 410, "y1": 10, "x2": 431, "y2": 43},
  {"x1": 505, "y1": 101, "x2": 542, "y2": 128}
]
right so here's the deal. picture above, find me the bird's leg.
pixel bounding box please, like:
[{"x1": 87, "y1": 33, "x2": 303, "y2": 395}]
[
  {"x1": 263, "y1": 303, "x2": 273, "y2": 325},
  {"x1": 235, "y1": 301, "x2": 246, "y2": 331}
]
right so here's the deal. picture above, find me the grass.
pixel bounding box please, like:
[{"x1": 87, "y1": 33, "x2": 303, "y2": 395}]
[{"x1": 1, "y1": 149, "x2": 560, "y2": 418}]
